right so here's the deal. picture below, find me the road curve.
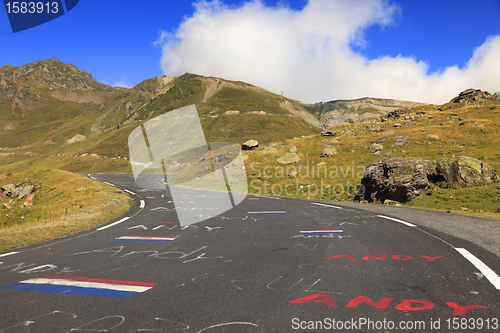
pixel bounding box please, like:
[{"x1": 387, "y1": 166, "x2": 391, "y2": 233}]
[{"x1": 0, "y1": 173, "x2": 499, "y2": 332}]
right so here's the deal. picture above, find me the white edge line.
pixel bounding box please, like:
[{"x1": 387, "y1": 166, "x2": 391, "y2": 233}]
[
  {"x1": 0, "y1": 252, "x2": 18, "y2": 257},
  {"x1": 124, "y1": 189, "x2": 135, "y2": 195},
  {"x1": 254, "y1": 194, "x2": 281, "y2": 200},
  {"x1": 455, "y1": 248, "x2": 500, "y2": 290},
  {"x1": 103, "y1": 182, "x2": 115, "y2": 187},
  {"x1": 311, "y1": 202, "x2": 342, "y2": 209},
  {"x1": 376, "y1": 215, "x2": 416, "y2": 228},
  {"x1": 140, "y1": 200, "x2": 145, "y2": 208},
  {"x1": 97, "y1": 217, "x2": 130, "y2": 231}
]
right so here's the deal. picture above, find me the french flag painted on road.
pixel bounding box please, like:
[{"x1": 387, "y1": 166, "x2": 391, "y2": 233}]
[
  {"x1": 112, "y1": 235, "x2": 177, "y2": 242},
  {"x1": 300, "y1": 230, "x2": 344, "y2": 234},
  {"x1": 0, "y1": 275, "x2": 157, "y2": 298},
  {"x1": 248, "y1": 211, "x2": 287, "y2": 214}
]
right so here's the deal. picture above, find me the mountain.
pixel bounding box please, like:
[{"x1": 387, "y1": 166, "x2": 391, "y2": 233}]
[
  {"x1": 0, "y1": 59, "x2": 323, "y2": 173},
  {"x1": 0, "y1": 58, "x2": 116, "y2": 95},
  {"x1": 0, "y1": 58, "x2": 429, "y2": 175},
  {"x1": 307, "y1": 97, "x2": 426, "y2": 129},
  {"x1": 0, "y1": 59, "x2": 124, "y2": 150}
]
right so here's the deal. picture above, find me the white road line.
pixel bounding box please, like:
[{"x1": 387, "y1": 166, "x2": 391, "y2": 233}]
[
  {"x1": 311, "y1": 202, "x2": 342, "y2": 209},
  {"x1": 97, "y1": 217, "x2": 130, "y2": 231},
  {"x1": 90, "y1": 176, "x2": 96, "y2": 180},
  {"x1": 455, "y1": 248, "x2": 500, "y2": 290},
  {"x1": 103, "y1": 182, "x2": 115, "y2": 187},
  {"x1": 140, "y1": 200, "x2": 145, "y2": 208},
  {"x1": 253, "y1": 195, "x2": 281, "y2": 200},
  {"x1": 376, "y1": 215, "x2": 416, "y2": 228},
  {"x1": 0, "y1": 252, "x2": 18, "y2": 257},
  {"x1": 123, "y1": 189, "x2": 135, "y2": 195}
]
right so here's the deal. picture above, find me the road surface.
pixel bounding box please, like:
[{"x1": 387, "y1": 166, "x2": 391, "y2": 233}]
[{"x1": 0, "y1": 173, "x2": 499, "y2": 332}]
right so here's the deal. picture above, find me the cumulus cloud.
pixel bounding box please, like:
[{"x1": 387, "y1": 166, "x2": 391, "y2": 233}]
[
  {"x1": 113, "y1": 80, "x2": 131, "y2": 88},
  {"x1": 155, "y1": 0, "x2": 500, "y2": 104}
]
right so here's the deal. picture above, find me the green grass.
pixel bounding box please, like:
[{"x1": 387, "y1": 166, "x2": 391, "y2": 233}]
[
  {"x1": 0, "y1": 168, "x2": 133, "y2": 250},
  {"x1": 406, "y1": 182, "x2": 500, "y2": 219}
]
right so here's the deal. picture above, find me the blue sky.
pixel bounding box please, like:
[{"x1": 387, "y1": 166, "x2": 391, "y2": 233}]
[{"x1": 1, "y1": 0, "x2": 499, "y2": 103}]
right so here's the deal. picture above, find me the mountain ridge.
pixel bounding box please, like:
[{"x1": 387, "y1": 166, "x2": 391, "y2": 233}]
[{"x1": 0, "y1": 58, "x2": 432, "y2": 175}]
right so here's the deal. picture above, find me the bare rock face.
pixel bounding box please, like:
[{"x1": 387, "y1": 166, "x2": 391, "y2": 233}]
[
  {"x1": 358, "y1": 156, "x2": 499, "y2": 203},
  {"x1": 360, "y1": 157, "x2": 434, "y2": 203}
]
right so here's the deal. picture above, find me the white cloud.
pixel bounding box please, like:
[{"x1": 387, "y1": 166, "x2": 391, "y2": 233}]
[
  {"x1": 113, "y1": 80, "x2": 131, "y2": 88},
  {"x1": 155, "y1": 0, "x2": 500, "y2": 104}
]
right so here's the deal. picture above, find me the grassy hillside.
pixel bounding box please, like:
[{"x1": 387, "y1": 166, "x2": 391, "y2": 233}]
[
  {"x1": 243, "y1": 97, "x2": 500, "y2": 219},
  {"x1": 0, "y1": 168, "x2": 132, "y2": 250},
  {"x1": 0, "y1": 70, "x2": 321, "y2": 174}
]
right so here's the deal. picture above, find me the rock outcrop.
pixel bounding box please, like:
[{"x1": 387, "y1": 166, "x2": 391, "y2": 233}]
[
  {"x1": 434, "y1": 156, "x2": 499, "y2": 185},
  {"x1": 358, "y1": 156, "x2": 499, "y2": 203},
  {"x1": 277, "y1": 153, "x2": 300, "y2": 164},
  {"x1": 360, "y1": 157, "x2": 434, "y2": 203},
  {"x1": 393, "y1": 135, "x2": 410, "y2": 148},
  {"x1": 452, "y1": 89, "x2": 493, "y2": 104},
  {"x1": 242, "y1": 140, "x2": 259, "y2": 150},
  {"x1": 320, "y1": 145, "x2": 336, "y2": 157},
  {"x1": 1, "y1": 178, "x2": 42, "y2": 207}
]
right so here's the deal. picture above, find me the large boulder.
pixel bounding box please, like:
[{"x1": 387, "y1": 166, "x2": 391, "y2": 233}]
[
  {"x1": 358, "y1": 156, "x2": 499, "y2": 203},
  {"x1": 433, "y1": 156, "x2": 499, "y2": 185},
  {"x1": 360, "y1": 157, "x2": 434, "y2": 203}
]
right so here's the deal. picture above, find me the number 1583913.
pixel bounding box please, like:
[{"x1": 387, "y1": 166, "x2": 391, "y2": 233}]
[
  {"x1": 5, "y1": 2, "x2": 59, "y2": 14},
  {"x1": 446, "y1": 318, "x2": 498, "y2": 330}
]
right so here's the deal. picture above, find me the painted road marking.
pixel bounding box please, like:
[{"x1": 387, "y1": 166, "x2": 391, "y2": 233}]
[
  {"x1": 301, "y1": 230, "x2": 344, "y2": 234},
  {"x1": 0, "y1": 252, "x2": 18, "y2": 257},
  {"x1": 140, "y1": 200, "x2": 145, "y2": 208},
  {"x1": 376, "y1": 215, "x2": 417, "y2": 228},
  {"x1": 103, "y1": 182, "x2": 116, "y2": 187},
  {"x1": 455, "y1": 248, "x2": 500, "y2": 290},
  {"x1": 253, "y1": 195, "x2": 281, "y2": 200},
  {"x1": 112, "y1": 236, "x2": 177, "y2": 242},
  {"x1": 123, "y1": 189, "x2": 135, "y2": 195},
  {"x1": 144, "y1": 222, "x2": 174, "y2": 224},
  {"x1": 311, "y1": 202, "x2": 342, "y2": 209},
  {"x1": 145, "y1": 196, "x2": 155, "y2": 199},
  {"x1": 97, "y1": 217, "x2": 131, "y2": 231},
  {"x1": 150, "y1": 207, "x2": 172, "y2": 211},
  {"x1": 248, "y1": 211, "x2": 287, "y2": 214},
  {"x1": 0, "y1": 275, "x2": 157, "y2": 298}
]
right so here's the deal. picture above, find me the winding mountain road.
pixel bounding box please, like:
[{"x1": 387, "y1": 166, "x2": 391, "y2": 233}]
[{"x1": 0, "y1": 173, "x2": 499, "y2": 332}]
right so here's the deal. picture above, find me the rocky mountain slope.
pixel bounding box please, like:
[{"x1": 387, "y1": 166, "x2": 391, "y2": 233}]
[
  {"x1": 307, "y1": 97, "x2": 426, "y2": 129},
  {"x1": 243, "y1": 88, "x2": 500, "y2": 218}
]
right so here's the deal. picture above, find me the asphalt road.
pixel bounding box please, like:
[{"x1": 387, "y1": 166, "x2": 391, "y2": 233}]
[{"x1": 0, "y1": 173, "x2": 499, "y2": 332}]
